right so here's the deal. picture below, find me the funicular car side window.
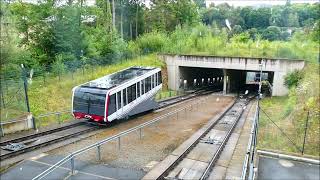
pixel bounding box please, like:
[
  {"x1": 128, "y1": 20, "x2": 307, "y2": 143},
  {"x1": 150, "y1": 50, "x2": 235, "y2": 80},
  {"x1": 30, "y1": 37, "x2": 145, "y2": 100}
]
[{"x1": 108, "y1": 94, "x2": 116, "y2": 115}]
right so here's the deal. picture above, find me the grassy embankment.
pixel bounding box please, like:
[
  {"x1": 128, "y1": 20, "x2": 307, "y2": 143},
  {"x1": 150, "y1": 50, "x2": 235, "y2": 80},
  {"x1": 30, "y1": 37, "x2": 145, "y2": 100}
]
[
  {"x1": 2, "y1": 54, "x2": 178, "y2": 125},
  {"x1": 258, "y1": 63, "x2": 319, "y2": 157}
]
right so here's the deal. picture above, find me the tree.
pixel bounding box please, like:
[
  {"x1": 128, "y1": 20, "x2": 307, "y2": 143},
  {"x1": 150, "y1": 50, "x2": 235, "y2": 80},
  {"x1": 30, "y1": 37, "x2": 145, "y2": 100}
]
[
  {"x1": 147, "y1": 0, "x2": 199, "y2": 32},
  {"x1": 247, "y1": 8, "x2": 271, "y2": 29},
  {"x1": 9, "y1": 0, "x2": 55, "y2": 65},
  {"x1": 287, "y1": 12, "x2": 300, "y2": 27},
  {"x1": 232, "y1": 25, "x2": 243, "y2": 35},
  {"x1": 194, "y1": 0, "x2": 206, "y2": 8},
  {"x1": 247, "y1": 28, "x2": 258, "y2": 40},
  {"x1": 53, "y1": 6, "x2": 83, "y2": 60},
  {"x1": 262, "y1": 26, "x2": 281, "y2": 41}
]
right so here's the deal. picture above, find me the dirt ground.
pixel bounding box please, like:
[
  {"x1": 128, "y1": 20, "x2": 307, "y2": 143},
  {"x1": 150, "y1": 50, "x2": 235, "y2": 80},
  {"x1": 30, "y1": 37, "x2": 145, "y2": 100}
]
[{"x1": 48, "y1": 94, "x2": 234, "y2": 172}]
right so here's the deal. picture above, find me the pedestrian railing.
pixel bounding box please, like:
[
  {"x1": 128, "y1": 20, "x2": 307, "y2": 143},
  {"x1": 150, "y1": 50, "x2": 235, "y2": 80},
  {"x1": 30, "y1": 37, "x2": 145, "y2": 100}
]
[
  {"x1": 241, "y1": 102, "x2": 259, "y2": 180},
  {"x1": 32, "y1": 97, "x2": 210, "y2": 180}
]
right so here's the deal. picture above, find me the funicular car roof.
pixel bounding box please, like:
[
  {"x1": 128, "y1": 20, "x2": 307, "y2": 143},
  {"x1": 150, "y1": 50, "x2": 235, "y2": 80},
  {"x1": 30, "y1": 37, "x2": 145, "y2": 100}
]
[{"x1": 81, "y1": 66, "x2": 156, "y2": 90}]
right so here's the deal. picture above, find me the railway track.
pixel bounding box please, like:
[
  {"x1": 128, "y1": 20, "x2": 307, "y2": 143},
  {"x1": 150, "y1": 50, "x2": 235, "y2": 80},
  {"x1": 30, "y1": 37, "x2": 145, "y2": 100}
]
[
  {"x1": 0, "y1": 123, "x2": 98, "y2": 161},
  {"x1": 158, "y1": 88, "x2": 221, "y2": 109},
  {"x1": 144, "y1": 97, "x2": 251, "y2": 180},
  {"x1": 0, "y1": 88, "x2": 220, "y2": 162}
]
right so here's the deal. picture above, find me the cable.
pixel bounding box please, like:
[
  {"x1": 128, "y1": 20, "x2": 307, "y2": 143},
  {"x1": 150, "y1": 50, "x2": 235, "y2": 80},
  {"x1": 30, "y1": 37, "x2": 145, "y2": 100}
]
[{"x1": 260, "y1": 107, "x2": 302, "y2": 153}]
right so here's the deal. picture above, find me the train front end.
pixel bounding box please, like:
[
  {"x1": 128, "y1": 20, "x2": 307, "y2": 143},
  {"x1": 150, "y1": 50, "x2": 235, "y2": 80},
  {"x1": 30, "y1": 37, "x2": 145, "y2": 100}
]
[{"x1": 72, "y1": 87, "x2": 107, "y2": 123}]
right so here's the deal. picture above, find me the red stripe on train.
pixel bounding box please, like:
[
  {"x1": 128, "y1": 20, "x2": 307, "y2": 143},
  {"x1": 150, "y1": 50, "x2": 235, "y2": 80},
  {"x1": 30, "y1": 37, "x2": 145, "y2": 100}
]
[{"x1": 73, "y1": 112, "x2": 104, "y2": 122}]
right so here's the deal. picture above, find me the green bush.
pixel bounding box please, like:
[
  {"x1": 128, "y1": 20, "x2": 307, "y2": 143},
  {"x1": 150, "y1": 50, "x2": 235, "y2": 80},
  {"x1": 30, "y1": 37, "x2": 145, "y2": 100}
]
[
  {"x1": 262, "y1": 26, "x2": 281, "y2": 41},
  {"x1": 136, "y1": 31, "x2": 169, "y2": 54},
  {"x1": 284, "y1": 69, "x2": 304, "y2": 88}
]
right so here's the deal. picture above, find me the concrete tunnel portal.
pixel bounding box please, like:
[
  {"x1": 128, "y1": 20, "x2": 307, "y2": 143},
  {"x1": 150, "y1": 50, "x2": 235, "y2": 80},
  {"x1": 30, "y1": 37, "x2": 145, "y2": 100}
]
[
  {"x1": 163, "y1": 54, "x2": 305, "y2": 96},
  {"x1": 178, "y1": 66, "x2": 275, "y2": 95}
]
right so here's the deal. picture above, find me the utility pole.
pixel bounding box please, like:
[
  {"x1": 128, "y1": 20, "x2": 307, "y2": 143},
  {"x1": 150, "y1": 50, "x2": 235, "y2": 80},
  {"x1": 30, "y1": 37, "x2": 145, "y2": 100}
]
[
  {"x1": 257, "y1": 60, "x2": 263, "y2": 133},
  {"x1": 21, "y1": 64, "x2": 36, "y2": 129}
]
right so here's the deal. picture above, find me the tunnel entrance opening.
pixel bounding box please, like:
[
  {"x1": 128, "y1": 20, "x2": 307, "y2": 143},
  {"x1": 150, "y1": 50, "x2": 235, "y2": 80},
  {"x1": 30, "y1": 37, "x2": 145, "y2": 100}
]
[
  {"x1": 244, "y1": 71, "x2": 274, "y2": 96},
  {"x1": 178, "y1": 67, "x2": 274, "y2": 96},
  {"x1": 178, "y1": 67, "x2": 224, "y2": 91}
]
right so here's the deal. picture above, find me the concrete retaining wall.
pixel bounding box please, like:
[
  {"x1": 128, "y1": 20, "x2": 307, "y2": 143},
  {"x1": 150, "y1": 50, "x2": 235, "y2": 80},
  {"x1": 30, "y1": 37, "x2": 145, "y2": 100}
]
[{"x1": 0, "y1": 114, "x2": 34, "y2": 135}]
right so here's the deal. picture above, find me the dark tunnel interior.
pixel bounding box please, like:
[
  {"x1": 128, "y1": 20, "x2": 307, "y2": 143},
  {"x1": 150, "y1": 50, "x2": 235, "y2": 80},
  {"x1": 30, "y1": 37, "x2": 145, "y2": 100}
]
[{"x1": 178, "y1": 66, "x2": 274, "y2": 96}]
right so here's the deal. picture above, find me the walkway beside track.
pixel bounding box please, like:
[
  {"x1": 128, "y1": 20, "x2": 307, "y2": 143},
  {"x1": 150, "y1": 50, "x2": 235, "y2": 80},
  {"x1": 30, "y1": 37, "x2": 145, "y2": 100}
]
[{"x1": 1, "y1": 153, "x2": 145, "y2": 180}]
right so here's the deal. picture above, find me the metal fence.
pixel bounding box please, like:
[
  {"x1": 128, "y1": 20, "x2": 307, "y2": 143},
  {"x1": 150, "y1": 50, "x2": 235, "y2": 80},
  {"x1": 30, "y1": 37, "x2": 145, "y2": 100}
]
[
  {"x1": 34, "y1": 110, "x2": 72, "y2": 128},
  {"x1": 32, "y1": 96, "x2": 210, "y2": 180}
]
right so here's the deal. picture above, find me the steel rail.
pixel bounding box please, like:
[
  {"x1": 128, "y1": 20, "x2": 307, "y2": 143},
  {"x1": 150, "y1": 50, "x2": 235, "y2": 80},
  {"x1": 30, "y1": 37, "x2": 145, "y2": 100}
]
[
  {"x1": 1, "y1": 88, "x2": 218, "y2": 162},
  {"x1": 154, "y1": 98, "x2": 250, "y2": 180},
  {"x1": 153, "y1": 101, "x2": 237, "y2": 180},
  {"x1": 158, "y1": 89, "x2": 220, "y2": 109},
  {"x1": 0, "y1": 126, "x2": 97, "y2": 161},
  {"x1": 32, "y1": 97, "x2": 209, "y2": 180},
  {"x1": 0, "y1": 122, "x2": 86, "y2": 146},
  {"x1": 200, "y1": 103, "x2": 245, "y2": 179}
]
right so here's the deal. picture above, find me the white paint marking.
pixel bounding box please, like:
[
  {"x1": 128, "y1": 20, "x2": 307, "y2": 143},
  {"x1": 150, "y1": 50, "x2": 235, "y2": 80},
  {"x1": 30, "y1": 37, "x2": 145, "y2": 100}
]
[
  {"x1": 279, "y1": 159, "x2": 294, "y2": 168},
  {"x1": 29, "y1": 153, "x2": 48, "y2": 160},
  {"x1": 30, "y1": 159, "x2": 116, "y2": 180}
]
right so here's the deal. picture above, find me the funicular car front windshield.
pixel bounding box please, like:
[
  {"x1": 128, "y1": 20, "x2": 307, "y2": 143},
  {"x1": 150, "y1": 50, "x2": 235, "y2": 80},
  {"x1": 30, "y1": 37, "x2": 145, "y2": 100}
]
[{"x1": 73, "y1": 90, "x2": 106, "y2": 116}]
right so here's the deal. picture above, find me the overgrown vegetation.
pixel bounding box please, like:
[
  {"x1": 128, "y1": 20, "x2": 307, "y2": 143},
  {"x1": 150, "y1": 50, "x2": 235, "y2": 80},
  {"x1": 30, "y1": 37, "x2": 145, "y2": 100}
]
[{"x1": 259, "y1": 63, "x2": 319, "y2": 156}]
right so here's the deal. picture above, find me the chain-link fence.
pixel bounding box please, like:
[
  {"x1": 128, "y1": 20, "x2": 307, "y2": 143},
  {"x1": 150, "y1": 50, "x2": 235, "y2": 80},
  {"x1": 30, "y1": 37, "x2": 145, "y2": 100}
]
[{"x1": 0, "y1": 72, "x2": 29, "y2": 122}]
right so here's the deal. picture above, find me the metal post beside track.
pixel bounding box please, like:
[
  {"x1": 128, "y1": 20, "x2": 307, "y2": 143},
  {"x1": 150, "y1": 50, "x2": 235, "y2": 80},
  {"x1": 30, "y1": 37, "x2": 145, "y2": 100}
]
[
  {"x1": 57, "y1": 113, "x2": 61, "y2": 124},
  {"x1": 0, "y1": 123, "x2": 4, "y2": 137},
  {"x1": 118, "y1": 137, "x2": 121, "y2": 151},
  {"x1": 139, "y1": 128, "x2": 143, "y2": 139},
  {"x1": 70, "y1": 157, "x2": 75, "y2": 175},
  {"x1": 97, "y1": 145, "x2": 101, "y2": 161}
]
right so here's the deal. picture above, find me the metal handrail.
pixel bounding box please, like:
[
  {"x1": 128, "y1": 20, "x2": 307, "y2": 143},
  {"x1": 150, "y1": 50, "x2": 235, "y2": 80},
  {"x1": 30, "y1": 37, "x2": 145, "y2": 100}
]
[
  {"x1": 241, "y1": 102, "x2": 259, "y2": 180},
  {"x1": 32, "y1": 97, "x2": 208, "y2": 180},
  {"x1": 36, "y1": 110, "x2": 70, "y2": 118}
]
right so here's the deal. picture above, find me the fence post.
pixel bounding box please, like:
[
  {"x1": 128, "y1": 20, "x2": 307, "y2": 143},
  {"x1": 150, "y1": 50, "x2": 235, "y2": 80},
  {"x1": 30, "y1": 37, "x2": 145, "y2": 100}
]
[
  {"x1": 302, "y1": 111, "x2": 310, "y2": 155},
  {"x1": 97, "y1": 145, "x2": 101, "y2": 161},
  {"x1": 57, "y1": 113, "x2": 61, "y2": 124},
  {"x1": 139, "y1": 128, "x2": 143, "y2": 139},
  {"x1": 0, "y1": 122, "x2": 4, "y2": 137},
  {"x1": 43, "y1": 73, "x2": 46, "y2": 86},
  {"x1": 21, "y1": 64, "x2": 36, "y2": 130},
  {"x1": 70, "y1": 157, "x2": 75, "y2": 175},
  {"x1": 1, "y1": 87, "x2": 5, "y2": 108},
  {"x1": 118, "y1": 137, "x2": 121, "y2": 151}
]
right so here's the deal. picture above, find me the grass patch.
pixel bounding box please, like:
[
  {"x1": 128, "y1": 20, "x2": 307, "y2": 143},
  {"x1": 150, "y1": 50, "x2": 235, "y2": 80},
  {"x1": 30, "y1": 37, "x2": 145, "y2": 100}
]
[{"x1": 258, "y1": 96, "x2": 319, "y2": 156}]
